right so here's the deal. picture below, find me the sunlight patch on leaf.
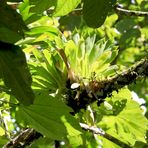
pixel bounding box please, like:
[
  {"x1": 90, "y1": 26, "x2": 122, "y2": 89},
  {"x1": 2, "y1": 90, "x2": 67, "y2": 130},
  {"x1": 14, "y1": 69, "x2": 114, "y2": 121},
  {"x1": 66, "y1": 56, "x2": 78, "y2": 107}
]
[
  {"x1": 53, "y1": 0, "x2": 81, "y2": 16},
  {"x1": 98, "y1": 89, "x2": 148, "y2": 146}
]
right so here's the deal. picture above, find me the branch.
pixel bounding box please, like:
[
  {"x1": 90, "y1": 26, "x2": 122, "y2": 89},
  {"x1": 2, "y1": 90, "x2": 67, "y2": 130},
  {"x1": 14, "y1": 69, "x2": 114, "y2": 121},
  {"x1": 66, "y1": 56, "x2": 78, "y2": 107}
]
[
  {"x1": 80, "y1": 123, "x2": 131, "y2": 148},
  {"x1": 115, "y1": 6, "x2": 148, "y2": 17},
  {"x1": 67, "y1": 58, "x2": 148, "y2": 112},
  {"x1": 80, "y1": 123, "x2": 105, "y2": 136},
  {"x1": 4, "y1": 129, "x2": 41, "y2": 148}
]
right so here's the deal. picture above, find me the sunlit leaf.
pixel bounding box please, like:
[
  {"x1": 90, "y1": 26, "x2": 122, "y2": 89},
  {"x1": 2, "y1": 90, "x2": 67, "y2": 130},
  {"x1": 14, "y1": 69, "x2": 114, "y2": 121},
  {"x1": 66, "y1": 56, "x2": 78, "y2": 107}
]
[
  {"x1": 0, "y1": 127, "x2": 5, "y2": 136},
  {"x1": 98, "y1": 89, "x2": 148, "y2": 146},
  {"x1": 0, "y1": 136, "x2": 8, "y2": 147},
  {"x1": 98, "y1": 136, "x2": 121, "y2": 148},
  {"x1": 53, "y1": 0, "x2": 81, "y2": 16},
  {"x1": 26, "y1": 26, "x2": 59, "y2": 36}
]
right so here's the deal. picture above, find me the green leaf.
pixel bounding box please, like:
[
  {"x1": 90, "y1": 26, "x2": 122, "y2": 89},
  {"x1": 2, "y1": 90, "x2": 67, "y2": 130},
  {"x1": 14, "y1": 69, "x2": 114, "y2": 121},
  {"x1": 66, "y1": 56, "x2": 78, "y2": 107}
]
[
  {"x1": 53, "y1": 0, "x2": 81, "y2": 16},
  {"x1": 0, "y1": 43, "x2": 34, "y2": 105},
  {"x1": 119, "y1": 29, "x2": 141, "y2": 47},
  {"x1": 0, "y1": 136, "x2": 8, "y2": 148},
  {"x1": 0, "y1": 127, "x2": 5, "y2": 136},
  {"x1": 85, "y1": 34, "x2": 96, "y2": 54},
  {"x1": 0, "y1": 27, "x2": 22, "y2": 44},
  {"x1": 30, "y1": 137, "x2": 54, "y2": 148},
  {"x1": 98, "y1": 136, "x2": 121, "y2": 148},
  {"x1": 116, "y1": 18, "x2": 137, "y2": 34},
  {"x1": 0, "y1": 1, "x2": 27, "y2": 43},
  {"x1": 19, "y1": 0, "x2": 42, "y2": 24},
  {"x1": 83, "y1": 0, "x2": 116, "y2": 28},
  {"x1": 30, "y1": 63, "x2": 59, "y2": 93},
  {"x1": 16, "y1": 93, "x2": 81, "y2": 140},
  {"x1": 42, "y1": 50, "x2": 66, "y2": 88},
  {"x1": 26, "y1": 26, "x2": 59, "y2": 36},
  {"x1": 30, "y1": 0, "x2": 56, "y2": 14},
  {"x1": 102, "y1": 65, "x2": 119, "y2": 77},
  {"x1": 82, "y1": 132, "x2": 98, "y2": 147},
  {"x1": 19, "y1": 0, "x2": 35, "y2": 21},
  {"x1": 98, "y1": 89, "x2": 148, "y2": 146},
  {"x1": 105, "y1": 47, "x2": 118, "y2": 64},
  {"x1": 88, "y1": 39, "x2": 108, "y2": 64},
  {"x1": 62, "y1": 116, "x2": 83, "y2": 147}
]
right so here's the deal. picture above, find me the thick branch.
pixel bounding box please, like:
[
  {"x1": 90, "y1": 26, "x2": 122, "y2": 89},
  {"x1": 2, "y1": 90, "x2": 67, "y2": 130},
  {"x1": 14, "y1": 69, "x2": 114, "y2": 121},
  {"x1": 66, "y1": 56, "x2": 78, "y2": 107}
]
[
  {"x1": 115, "y1": 6, "x2": 148, "y2": 17},
  {"x1": 67, "y1": 58, "x2": 148, "y2": 112}
]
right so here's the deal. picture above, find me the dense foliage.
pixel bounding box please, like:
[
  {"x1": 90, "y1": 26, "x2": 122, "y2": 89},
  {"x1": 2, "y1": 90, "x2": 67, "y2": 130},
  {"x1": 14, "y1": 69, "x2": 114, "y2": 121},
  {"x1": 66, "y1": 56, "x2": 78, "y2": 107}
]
[{"x1": 0, "y1": 0, "x2": 148, "y2": 147}]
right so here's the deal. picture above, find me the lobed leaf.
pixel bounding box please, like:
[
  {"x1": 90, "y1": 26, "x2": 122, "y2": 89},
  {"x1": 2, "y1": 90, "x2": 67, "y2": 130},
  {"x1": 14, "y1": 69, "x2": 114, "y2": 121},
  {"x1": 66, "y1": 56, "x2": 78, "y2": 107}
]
[
  {"x1": 16, "y1": 93, "x2": 82, "y2": 140},
  {"x1": 98, "y1": 89, "x2": 148, "y2": 146}
]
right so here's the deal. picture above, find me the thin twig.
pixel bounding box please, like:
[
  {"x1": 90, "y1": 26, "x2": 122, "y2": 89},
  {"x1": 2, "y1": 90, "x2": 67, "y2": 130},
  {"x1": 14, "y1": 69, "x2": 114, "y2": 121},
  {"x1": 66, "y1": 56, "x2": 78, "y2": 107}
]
[{"x1": 115, "y1": 6, "x2": 148, "y2": 17}]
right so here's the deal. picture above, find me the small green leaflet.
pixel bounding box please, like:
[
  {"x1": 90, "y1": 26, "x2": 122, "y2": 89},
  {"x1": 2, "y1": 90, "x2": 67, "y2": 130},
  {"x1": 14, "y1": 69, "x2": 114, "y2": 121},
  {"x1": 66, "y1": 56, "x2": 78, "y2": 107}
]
[
  {"x1": 0, "y1": 43, "x2": 34, "y2": 105},
  {"x1": 97, "y1": 88, "x2": 148, "y2": 146},
  {"x1": 16, "y1": 93, "x2": 82, "y2": 140},
  {"x1": 83, "y1": 0, "x2": 117, "y2": 28}
]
